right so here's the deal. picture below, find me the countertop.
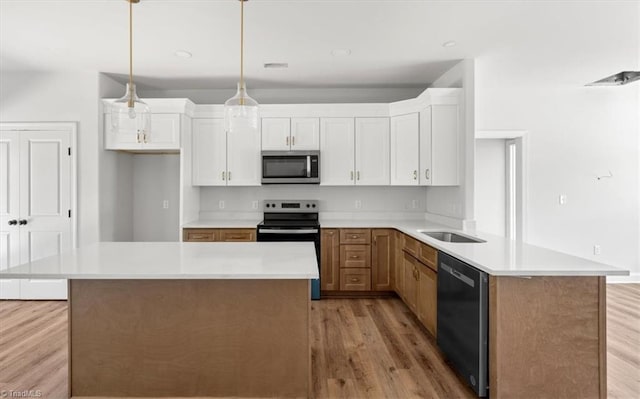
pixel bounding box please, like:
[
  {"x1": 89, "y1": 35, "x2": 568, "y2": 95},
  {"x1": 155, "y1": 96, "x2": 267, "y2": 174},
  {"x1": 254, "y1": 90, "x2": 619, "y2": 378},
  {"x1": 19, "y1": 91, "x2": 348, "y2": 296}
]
[
  {"x1": 0, "y1": 242, "x2": 319, "y2": 280},
  {"x1": 182, "y1": 218, "x2": 628, "y2": 277},
  {"x1": 182, "y1": 219, "x2": 262, "y2": 228}
]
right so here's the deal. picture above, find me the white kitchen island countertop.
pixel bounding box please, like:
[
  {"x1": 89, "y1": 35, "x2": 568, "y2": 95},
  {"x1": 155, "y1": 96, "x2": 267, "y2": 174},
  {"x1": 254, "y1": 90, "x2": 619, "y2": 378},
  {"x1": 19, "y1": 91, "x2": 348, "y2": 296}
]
[{"x1": 0, "y1": 242, "x2": 319, "y2": 280}]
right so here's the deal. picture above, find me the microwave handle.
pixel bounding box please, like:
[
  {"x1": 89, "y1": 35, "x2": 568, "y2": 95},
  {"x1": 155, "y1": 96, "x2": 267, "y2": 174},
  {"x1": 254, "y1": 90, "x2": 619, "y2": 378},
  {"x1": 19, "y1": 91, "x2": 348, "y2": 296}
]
[{"x1": 307, "y1": 156, "x2": 311, "y2": 178}]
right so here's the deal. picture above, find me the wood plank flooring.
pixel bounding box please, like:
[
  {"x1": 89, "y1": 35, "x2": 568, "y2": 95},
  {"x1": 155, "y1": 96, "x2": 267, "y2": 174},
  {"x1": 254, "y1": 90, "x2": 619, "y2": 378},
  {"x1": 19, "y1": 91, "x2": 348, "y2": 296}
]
[{"x1": 0, "y1": 284, "x2": 638, "y2": 399}]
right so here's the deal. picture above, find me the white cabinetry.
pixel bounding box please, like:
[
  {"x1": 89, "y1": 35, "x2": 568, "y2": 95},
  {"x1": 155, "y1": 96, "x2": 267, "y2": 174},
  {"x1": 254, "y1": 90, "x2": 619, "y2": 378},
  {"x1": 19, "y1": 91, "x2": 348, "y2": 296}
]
[
  {"x1": 390, "y1": 113, "x2": 420, "y2": 185},
  {"x1": 192, "y1": 118, "x2": 260, "y2": 186},
  {"x1": 0, "y1": 125, "x2": 74, "y2": 299},
  {"x1": 262, "y1": 117, "x2": 319, "y2": 151},
  {"x1": 320, "y1": 117, "x2": 390, "y2": 186},
  {"x1": 104, "y1": 113, "x2": 181, "y2": 151},
  {"x1": 420, "y1": 105, "x2": 459, "y2": 186}
]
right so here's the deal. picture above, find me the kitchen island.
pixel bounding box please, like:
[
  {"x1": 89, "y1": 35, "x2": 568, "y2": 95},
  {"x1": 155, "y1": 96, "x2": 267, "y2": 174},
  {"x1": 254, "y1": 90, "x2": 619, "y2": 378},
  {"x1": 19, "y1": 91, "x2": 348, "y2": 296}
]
[{"x1": 1, "y1": 242, "x2": 319, "y2": 398}]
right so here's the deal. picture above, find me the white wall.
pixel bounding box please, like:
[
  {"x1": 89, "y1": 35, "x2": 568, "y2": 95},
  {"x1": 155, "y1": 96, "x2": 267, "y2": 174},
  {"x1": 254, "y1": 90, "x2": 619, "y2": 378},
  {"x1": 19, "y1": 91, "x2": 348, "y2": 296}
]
[
  {"x1": 133, "y1": 154, "x2": 180, "y2": 241},
  {"x1": 425, "y1": 60, "x2": 475, "y2": 227},
  {"x1": 0, "y1": 71, "x2": 102, "y2": 246},
  {"x1": 199, "y1": 186, "x2": 428, "y2": 220},
  {"x1": 138, "y1": 87, "x2": 424, "y2": 104},
  {"x1": 475, "y1": 139, "x2": 506, "y2": 236}
]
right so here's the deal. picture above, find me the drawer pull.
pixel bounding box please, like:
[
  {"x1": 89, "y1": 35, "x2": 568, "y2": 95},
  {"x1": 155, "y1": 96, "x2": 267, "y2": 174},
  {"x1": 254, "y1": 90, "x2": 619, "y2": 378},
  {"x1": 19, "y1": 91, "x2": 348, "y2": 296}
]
[
  {"x1": 351, "y1": 235, "x2": 358, "y2": 239},
  {"x1": 350, "y1": 278, "x2": 360, "y2": 283},
  {"x1": 190, "y1": 234, "x2": 209, "y2": 239},
  {"x1": 350, "y1": 255, "x2": 359, "y2": 259}
]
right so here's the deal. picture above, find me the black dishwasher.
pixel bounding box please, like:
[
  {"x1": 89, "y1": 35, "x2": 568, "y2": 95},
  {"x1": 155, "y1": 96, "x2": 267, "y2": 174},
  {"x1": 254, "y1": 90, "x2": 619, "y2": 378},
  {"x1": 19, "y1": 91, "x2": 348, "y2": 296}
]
[{"x1": 437, "y1": 251, "x2": 489, "y2": 397}]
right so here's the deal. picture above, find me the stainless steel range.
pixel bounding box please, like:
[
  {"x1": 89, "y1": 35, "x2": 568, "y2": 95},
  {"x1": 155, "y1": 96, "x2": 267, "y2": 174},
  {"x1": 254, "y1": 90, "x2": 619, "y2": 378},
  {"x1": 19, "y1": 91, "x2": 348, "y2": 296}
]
[{"x1": 256, "y1": 200, "x2": 321, "y2": 300}]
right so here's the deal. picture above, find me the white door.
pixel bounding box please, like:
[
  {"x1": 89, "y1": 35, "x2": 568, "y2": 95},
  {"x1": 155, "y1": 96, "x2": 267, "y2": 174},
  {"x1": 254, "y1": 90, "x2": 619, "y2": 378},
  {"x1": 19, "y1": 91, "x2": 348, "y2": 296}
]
[
  {"x1": 227, "y1": 125, "x2": 261, "y2": 186},
  {"x1": 355, "y1": 118, "x2": 390, "y2": 185},
  {"x1": 320, "y1": 118, "x2": 355, "y2": 186},
  {"x1": 419, "y1": 109, "x2": 432, "y2": 186},
  {"x1": 0, "y1": 127, "x2": 73, "y2": 300},
  {"x1": 390, "y1": 113, "x2": 419, "y2": 185},
  {"x1": 143, "y1": 114, "x2": 181, "y2": 150},
  {"x1": 291, "y1": 118, "x2": 320, "y2": 150},
  {"x1": 192, "y1": 119, "x2": 227, "y2": 186},
  {"x1": 261, "y1": 118, "x2": 291, "y2": 151},
  {"x1": 0, "y1": 131, "x2": 20, "y2": 298}
]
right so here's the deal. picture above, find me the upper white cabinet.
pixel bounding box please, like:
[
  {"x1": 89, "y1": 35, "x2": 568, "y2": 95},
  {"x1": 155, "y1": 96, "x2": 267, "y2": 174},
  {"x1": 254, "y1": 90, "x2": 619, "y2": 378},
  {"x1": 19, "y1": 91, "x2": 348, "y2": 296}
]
[
  {"x1": 320, "y1": 118, "x2": 355, "y2": 185},
  {"x1": 261, "y1": 117, "x2": 319, "y2": 151},
  {"x1": 320, "y1": 117, "x2": 390, "y2": 186},
  {"x1": 104, "y1": 113, "x2": 181, "y2": 151},
  {"x1": 420, "y1": 105, "x2": 459, "y2": 186},
  {"x1": 390, "y1": 113, "x2": 420, "y2": 185},
  {"x1": 355, "y1": 118, "x2": 390, "y2": 185},
  {"x1": 192, "y1": 118, "x2": 260, "y2": 186}
]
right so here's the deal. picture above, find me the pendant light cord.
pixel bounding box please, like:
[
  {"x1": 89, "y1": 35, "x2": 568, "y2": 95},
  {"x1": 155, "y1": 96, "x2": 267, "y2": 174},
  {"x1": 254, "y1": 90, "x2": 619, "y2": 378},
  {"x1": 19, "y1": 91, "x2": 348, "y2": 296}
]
[
  {"x1": 239, "y1": 0, "x2": 245, "y2": 105},
  {"x1": 128, "y1": 0, "x2": 134, "y2": 107}
]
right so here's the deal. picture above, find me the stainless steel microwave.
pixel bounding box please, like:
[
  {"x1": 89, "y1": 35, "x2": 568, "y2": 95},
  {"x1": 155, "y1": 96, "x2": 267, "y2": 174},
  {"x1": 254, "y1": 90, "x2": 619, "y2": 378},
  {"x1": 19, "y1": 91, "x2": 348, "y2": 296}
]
[{"x1": 261, "y1": 151, "x2": 320, "y2": 184}]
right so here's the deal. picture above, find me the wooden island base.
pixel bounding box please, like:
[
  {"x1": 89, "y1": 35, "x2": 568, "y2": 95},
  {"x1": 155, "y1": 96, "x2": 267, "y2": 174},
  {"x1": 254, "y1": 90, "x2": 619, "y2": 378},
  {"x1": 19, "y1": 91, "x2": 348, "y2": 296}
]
[{"x1": 69, "y1": 279, "x2": 310, "y2": 398}]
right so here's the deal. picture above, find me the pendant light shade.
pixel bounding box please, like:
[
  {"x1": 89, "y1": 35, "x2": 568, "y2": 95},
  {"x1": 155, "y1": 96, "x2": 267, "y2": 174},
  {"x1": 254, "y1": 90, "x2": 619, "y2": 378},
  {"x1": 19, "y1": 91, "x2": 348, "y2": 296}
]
[
  {"x1": 111, "y1": 0, "x2": 151, "y2": 134},
  {"x1": 225, "y1": 0, "x2": 259, "y2": 133}
]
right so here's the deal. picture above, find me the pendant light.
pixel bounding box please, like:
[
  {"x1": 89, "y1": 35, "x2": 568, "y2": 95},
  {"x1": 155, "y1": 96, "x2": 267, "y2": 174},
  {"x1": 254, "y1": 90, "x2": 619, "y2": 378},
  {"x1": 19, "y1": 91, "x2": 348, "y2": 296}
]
[
  {"x1": 224, "y1": 0, "x2": 259, "y2": 133},
  {"x1": 111, "y1": 0, "x2": 151, "y2": 136}
]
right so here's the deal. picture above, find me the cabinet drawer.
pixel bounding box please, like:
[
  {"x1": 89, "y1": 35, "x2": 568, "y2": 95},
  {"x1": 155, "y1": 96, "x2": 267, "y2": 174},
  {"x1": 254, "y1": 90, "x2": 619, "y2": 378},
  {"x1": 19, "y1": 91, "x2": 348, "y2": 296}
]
[
  {"x1": 418, "y1": 242, "x2": 438, "y2": 271},
  {"x1": 183, "y1": 229, "x2": 217, "y2": 242},
  {"x1": 340, "y1": 229, "x2": 371, "y2": 245},
  {"x1": 340, "y1": 245, "x2": 371, "y2": 268},
  {"x1": 340, "y1": 268, "x2": 372, "y2": 291},
  {"x1": 219, "y1": 229, "x2": 256, "y2": 242},
  {"x1": 403, "y1": 235, "x2": 419, "y2": 257}
]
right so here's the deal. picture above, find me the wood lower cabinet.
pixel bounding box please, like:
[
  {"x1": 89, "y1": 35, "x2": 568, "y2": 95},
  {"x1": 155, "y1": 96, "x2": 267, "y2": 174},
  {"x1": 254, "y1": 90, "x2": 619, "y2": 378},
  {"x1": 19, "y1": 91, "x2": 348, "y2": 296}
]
[
  {"x1": 417, "y1": 262, "x2": 437, "y2": 337},
  {"x1": 372, "y1": 229, "x2": 394, "y2": 291},
  {"x1": 321, "y1": 229, "x2": 340, "y2": 291},
  {"x1": 182, "y1": 228, "x2": 255, "y2": 242},
  {"x1": 394, "y1": 230, "x2": 405, "y2": 297},
  {"x1": 403, "y1": 253, "x2": 419, "y2": 313},
  {"x1": 340, "y1": 268, "x2": 371, "y2": 291},
  {"x1": 340, "y1": 229, "x2": 371, "y2": 245}
]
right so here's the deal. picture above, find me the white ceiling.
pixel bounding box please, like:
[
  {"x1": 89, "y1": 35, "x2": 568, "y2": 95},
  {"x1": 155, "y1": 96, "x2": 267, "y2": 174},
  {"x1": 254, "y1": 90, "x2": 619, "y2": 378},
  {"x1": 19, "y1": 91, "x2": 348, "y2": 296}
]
[{"x1": 1, "y1": 0, "x2": 638, "y2": 90}]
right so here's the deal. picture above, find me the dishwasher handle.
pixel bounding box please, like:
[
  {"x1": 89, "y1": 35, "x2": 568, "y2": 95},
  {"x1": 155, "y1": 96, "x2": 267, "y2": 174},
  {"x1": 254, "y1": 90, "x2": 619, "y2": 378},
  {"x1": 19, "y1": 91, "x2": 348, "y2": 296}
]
[{"x1": 440, "y1": 263, "x2": 475, "y2": 288}]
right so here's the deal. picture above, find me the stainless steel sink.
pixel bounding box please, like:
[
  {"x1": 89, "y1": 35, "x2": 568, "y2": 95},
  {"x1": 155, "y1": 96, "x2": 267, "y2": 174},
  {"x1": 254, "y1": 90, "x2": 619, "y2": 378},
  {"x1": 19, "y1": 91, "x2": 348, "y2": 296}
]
[{"x1": 420, "y1": 231, "x2": 486, "y2": 243}]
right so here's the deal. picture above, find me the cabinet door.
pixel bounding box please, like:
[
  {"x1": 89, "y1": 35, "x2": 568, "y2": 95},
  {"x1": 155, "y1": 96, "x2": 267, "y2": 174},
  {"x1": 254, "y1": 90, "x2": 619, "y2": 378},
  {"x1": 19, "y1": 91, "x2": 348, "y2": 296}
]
[
  {"x1": 321, "y1": 229, "x2": 340, "y2": 291},
  {"x1": 104, "y1": 115, "x2": 143, "y2": 150},
  {"x1": 431, "y1": 105, "x2": 459, "y2": 186},
  {"x1": 227, "y1": 125, "x2": 261, "y2": 186},
  {"x1": 291, "y1": 118, "x2": 320, "y2": 150},
  {"x1": 219, "y1": 229, "x2": 256, "y2": 242},
  {"x1": 390, "y1": 113, "x2": 419, "y2": 185},
  {"x1": 394, "y1": 231, "x2": 404, "y2": 297},
  {"x1": 183, "y1": 228, "x2": 217, "y2": 242},
  {"x1": 419, "y1": 108, "x2": 432, "y2": 186},
  {"x1": 417, "y1": 263, "x2": 437, "y2": 337},
  {"x1": 372, "y1": 229, "x2": 394, "y2": 291},
  {"x1": 320, "y1": 118, "x2": 355, "y2": 186},
  {"x1": 403, "y1": 253, "x2": 418, "y2": 312},
  {"x1": 192, "y1": 119, "x2": 227, "y2": 186},
  {"x1": 0, "y1": 131, "x2": 20, "y2": 299},
  {"x1": 261, "y1": 118, "x2": 291, "y2": 151},
  {"x1": 144, "y1": 114, "x2": 181, "y2": 150},
  {"x1": 355, "y1": 118, "x2": 390, "y2": 185}
]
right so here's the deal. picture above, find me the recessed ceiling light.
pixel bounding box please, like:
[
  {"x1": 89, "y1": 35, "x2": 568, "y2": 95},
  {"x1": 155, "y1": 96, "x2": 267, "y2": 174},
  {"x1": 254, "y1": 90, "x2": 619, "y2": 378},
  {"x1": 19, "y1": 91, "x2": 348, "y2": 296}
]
[
  {"x1": 442, "y1": 41, "x2": 457, "y2": 48},
  {"x1": 174, "y1": 50, "x2": 192, "y2": 59},
  {"x1": 331, "y1": 49, "x2": 351, "y2": 57},
  {"x1": 264, "y1": 63, "x2": 289, "y2": 69}
]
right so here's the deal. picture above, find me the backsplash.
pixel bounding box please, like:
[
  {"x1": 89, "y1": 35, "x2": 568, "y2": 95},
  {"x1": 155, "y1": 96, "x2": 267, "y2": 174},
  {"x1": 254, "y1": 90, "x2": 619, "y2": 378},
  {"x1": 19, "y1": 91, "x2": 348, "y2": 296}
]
[{"x1": 199, "y1": 186, "x2": 427, "y2": 219}]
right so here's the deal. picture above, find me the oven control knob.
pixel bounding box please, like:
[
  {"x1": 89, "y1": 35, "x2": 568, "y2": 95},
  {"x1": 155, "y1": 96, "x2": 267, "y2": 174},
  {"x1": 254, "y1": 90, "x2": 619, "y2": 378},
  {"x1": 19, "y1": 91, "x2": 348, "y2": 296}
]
[
  {"x1": 271, "y1": 203, "x2": 276, "y2": 208},
  {"x1": 266, "y1": 204, "x2": 270, "y2": 208},
  {"x1": 306, "y1": 204, "x2": 310, "y2": 208},
  {"x1": 312, "y1": 204, "x2": 316, "y2": 208}
]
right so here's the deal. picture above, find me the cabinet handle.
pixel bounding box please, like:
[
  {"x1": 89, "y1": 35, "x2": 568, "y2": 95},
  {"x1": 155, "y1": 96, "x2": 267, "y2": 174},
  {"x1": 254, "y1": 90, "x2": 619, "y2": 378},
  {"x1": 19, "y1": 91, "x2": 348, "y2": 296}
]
[
  {"x1": 292, "y1": 136, "x2": 295, "y2": 146},
  {"x1": 286, "y1": 136, "x2": 290, "y2": 146},
  {"x1": 228, "y1": 171, "x2": 232, "y2": 180},
  {"x1": 19, "y1": 219, "x2": 27, "y2": 226},
  {"x1": 351, "y1": 235, "x2": 358, "y2": 239},
  {"x1": 357, "y1": 171, "x2": 360, "y2": 180},
  {"x1": 222, "y1": 171, "x2": 226, "y2": 180},
  {"x1": 136, "y1": 131, "x2": 141, "y2": 143},
  {"x1": 7, "y1": 219, "x2": 17, "y2": 226},
  {"x1": 350, "y1": 255, "x2": 359, "y2": 259},
  {"x1": 425, "y1": 169, "x2": 430, "y2": 179},
  {"x1": 143, "y1": 133, "x2": 148, "y2": 143},
  {"x1": 350, "y1": 278, "x2": 360, "y2": 283},
  {"x1": 413, "y1": 170, "x2": 418, "y2": 180},
  {"x1": 350, "y1": 171, "x2": 354, "y2": 180}
]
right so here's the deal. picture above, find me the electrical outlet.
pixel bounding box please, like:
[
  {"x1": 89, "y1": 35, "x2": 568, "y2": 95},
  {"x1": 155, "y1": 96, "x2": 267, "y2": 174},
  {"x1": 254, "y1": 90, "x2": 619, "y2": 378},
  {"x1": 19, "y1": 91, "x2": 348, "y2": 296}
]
[
  {"x1": 593, "y1": 245, "x2": 601, "y2": 255},
  {"x1": 355, "y1": 200, "x2": 362, "y2": 209},
  {"x1": 252, "y1": 201, "x2": 259, "y2": 210},
  {"x1": 559, "y1": 194, "x2": 567, "y2": 205},
  {"x1": 162, "y1": 200, "x2": 169, "y2": 209},
  {"x1": 219, "y1": 200, "x2": 225, "y2": 209},
  {"x1": 411, "y1": 199, "x2": 418, "y2": 209}
]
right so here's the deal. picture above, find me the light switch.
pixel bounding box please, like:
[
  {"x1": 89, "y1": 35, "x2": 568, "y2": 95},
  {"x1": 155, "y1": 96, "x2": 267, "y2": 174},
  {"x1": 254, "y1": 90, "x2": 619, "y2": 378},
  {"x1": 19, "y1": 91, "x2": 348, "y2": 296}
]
[{"x1": 219, "y1": 200, "x2": 225, "y2": 209}]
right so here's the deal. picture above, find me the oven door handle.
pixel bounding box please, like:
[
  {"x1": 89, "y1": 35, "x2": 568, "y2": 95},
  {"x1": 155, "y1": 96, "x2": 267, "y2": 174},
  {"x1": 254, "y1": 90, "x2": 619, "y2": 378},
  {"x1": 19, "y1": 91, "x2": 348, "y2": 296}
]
[
  {"x1": 306, "y1": 156, "x2": 311, "y2": 178},
  {"x1": 259, "y1": 228, "x2": 319, "y2": 234}
]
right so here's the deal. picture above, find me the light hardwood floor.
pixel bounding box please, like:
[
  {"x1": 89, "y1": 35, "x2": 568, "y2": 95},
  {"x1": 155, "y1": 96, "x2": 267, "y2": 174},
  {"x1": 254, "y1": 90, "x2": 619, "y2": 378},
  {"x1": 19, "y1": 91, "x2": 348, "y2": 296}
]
[{"x1": 0, "y1": 284, "x2": 638, "y2": 399}]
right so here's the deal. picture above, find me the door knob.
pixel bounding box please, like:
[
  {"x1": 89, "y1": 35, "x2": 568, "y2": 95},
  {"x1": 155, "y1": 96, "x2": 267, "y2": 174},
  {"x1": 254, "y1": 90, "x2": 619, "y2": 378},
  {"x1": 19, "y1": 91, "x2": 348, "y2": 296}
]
[
  {"x1": 8, "y1": 219, "x2": 17, "y2": 226},
  {"x1": 19, "y1": 219, "x2": 27, "y2": 225}
]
